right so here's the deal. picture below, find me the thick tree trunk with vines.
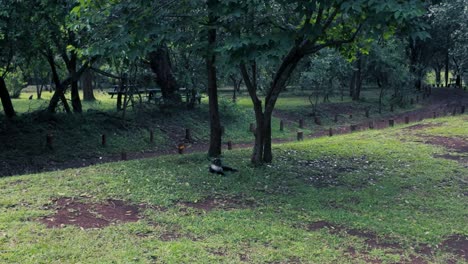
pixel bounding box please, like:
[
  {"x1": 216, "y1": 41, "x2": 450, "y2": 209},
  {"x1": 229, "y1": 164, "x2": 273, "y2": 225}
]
[
  {"x1": 82, "y1": 69, "x2": 95, "y2": 101},
  {"x1": 149, "y1": 46, "x2": 181, "y2": 104},
  {"x1": 0, "y1": 77, "x2": 15, "y2": 118}
]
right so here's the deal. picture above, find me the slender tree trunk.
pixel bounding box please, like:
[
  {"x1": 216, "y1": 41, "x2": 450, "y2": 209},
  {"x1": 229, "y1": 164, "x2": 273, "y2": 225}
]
[
  {"x1": 36, "y1": 84, "x2": 42, "y2": 99},
  {"x1": 0, "y1": 77, "x2": 16, "y2": 118},
  {"x1": 206, "y1": 0, "x2": 222, "y2": 157},
  {"x1": 377, "y1": 76, "x2": 384, "y2": 114},
  {"x1": 82, "y1": 69, "x2": 95, "y2": 101},
  {"x1": 149, "y1": 46, "x2": 181, "y2": 104},
  {"x1": 352, "y1": 54, "x2": 362, "y2": 101},
  {"x1": 445, "y1": 33, "x2": 450, "y2": 87},
  {"x1": 435, "y1": 66, "x2": 441, "y2": 85},
  {"x1": 46, "y1": 54, "x2": 71, "y2": 114},
  {"x1": 349, "y1": 72, "x2": 356, "y2": 98},
  {"x1": 230, "y1": 75, "x2": 242, "y2": 102},
  {"x1": 34, "y1": 72, "x2": 43, "y2": 99}
]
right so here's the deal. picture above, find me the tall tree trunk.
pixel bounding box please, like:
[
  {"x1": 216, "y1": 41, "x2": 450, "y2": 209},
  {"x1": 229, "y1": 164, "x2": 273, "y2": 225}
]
[
  {"x1": 352, "y1": 54, "x2": 362, "y2": 101},
  {"x1": 82, "y1": 69, "x2": 95, "y2": 101},
  {"x1": 0, "y1": 77, "x2": 16, "y2": 118},
  {"x1": 435, "y1": 66, "x2": 441, "y2": 85},
  {"x1": 241, "y1": 46, "x2": 303, "y2": 165},
  {"x1": 251, "y1": 100, "x2": 264, "y2": 164},
  {"x1": 206, "y1": 0, "x2": 222, "y2": 157},
  {"x1": 149, "y1": 46, "x2": 181, "y2": 104},
  {"x1": 230, "y1": 75, "x2": 242, "y2": 102},
  {"x1": 408, "y1": 38, "x2": 423, "y2": 91},
  {"x1": 241, "y1": 62, "x2": 265, "y2": 165},
  {"x1": 349, "y1": 72, "x2": 356, "y2": 98},
  {"x1": 34, "y1": 71, "x2": 43, "y2": 99},
  {"x1": 68, "y1": 54, "x2": 82, "y2": 113},
  {"x1": 71, "y1": 80, "x2": 82, "y2": 113},
  {"x1": 445, "y1": 33, "x2": 450, "y2": 87},
  {"x1": 36, "y1": 84, "x2": 43, "y2": 100}
]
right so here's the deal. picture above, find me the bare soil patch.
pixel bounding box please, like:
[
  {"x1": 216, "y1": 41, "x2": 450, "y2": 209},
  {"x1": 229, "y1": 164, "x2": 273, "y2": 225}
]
[
  {"x1": 422, "y1": 136, "x2": 468, "y2": 153},
  {"x1": 307, "y1": 221, "x2": 468, "y2": 262},
  {"x1": 179, "y1": 196, "x2": 256, "y2": 212},
  {"x1": 307, "y1": 221, "x2": 401, "y2": 250},
  {"x1": 441, "y1": 235, "x2": 468, "y2": 261},
  {"x1": 40, "y1": 198, "x2": 143, "y2": 229},
  {"x1": 159, "y1": 231, "x2": 185, "y2": 241},
  {"x1": 402, "y1": 123, "x2": 443, "y2": 131},
  {"x1": 434, "y1": 154, "x2": 468, "y2": 165}
]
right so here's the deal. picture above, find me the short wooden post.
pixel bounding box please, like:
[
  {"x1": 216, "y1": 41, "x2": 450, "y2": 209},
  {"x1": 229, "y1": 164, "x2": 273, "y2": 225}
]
[
  {"x1": 249, "y1": 123, "x2": 255, "y2": 133},
  {"x1": 350, "y1": 125, "x2": 357, "y2": 132},
  {"x1": 297, "y1": 131, "x2": 304, "y2": 141},
  {"x1": 328, "y1": 128, "x2": 333, "y2": 137},
  {"x1": 389, "y1": 119, "x2": 395, "y2": 127},
  {"x1": 461, "y1": 106, "x2": 466, "y2": 114},
  {"x1": 314, "y1": 116, "x2": 321, "y2": 125},
  {"x1": 280, "y1": 120, "x2": 284, "y2": 131},
  {"x1": 185, "y1": 128, "x2": 192, "y2": 141},
  {"x1": 149, "y1": 130, "x2": 154, "y2": 143},
  {"x1": 46, "y1": 134, "x2": 53, "y2": 149},
  {"x1": 227, "y1": 141, "x2": 233, "y2": 150},
  {"x1": 178, "y1": 143, "x2": 185, "y2": 154},
  {"x1": 299, "y1": 119, "x2": 304, "y2": 129},
  {"x1": 101, "y1": 134, "x2": 106, "y2": 147},
  {"x1": 369, "y1": 122, "x2": 374, "y2": 129},
  {"x1": 405, "y1": 116, "x2": 410, "y2": 124},
  {"x1": 433, "y1": 112, "x2": 437, "y2": 119},
  {"x1": 121, "y1": 152, "x2": 127, "y2": 161}
]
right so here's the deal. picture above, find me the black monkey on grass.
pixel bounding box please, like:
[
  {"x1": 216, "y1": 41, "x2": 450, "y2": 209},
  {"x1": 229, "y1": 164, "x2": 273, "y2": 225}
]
[{"x1": 209, "y1": 158, "x2": 238, "y2": 176}]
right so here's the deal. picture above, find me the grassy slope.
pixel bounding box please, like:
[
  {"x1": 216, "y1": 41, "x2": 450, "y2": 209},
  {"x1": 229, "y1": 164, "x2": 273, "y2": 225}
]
[
  {"x1": 0, "y1": 116, "x2": 466, "y2": 263},
  {"x1": 1, "y1": 88, "x2": 426, "y2": 176},
  {"x1": 0, "y1": 92, "x2": 303, "y2": 175}
]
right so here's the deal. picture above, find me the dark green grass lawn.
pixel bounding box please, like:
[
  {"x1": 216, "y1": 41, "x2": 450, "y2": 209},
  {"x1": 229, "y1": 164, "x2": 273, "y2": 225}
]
[{"x1": 0, "y1": 116, "x2": 467, "y2": 263}]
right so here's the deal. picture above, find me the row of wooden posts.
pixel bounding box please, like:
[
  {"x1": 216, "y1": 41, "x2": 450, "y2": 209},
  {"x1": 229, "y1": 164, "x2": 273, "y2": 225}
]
[
  {"x1": 44, "y1": 105, "x2": 465, "y2": 158},
  {"x1": 45, "y1": 126, "x2": 229, "y2": 157},
  {"x1": 251, "y1": 105, "x2": 466, "y2": 141}
]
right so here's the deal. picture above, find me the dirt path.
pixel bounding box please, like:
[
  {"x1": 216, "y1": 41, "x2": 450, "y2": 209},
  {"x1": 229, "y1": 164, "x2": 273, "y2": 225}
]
[{"x1": 2, "y1": 88, "x2": 467, "y2": 177}]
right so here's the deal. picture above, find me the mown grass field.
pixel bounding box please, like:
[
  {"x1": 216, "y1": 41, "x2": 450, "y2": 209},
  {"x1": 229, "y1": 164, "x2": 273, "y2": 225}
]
[{"x1": 1, "y1": 115, "x2": 466, "y2": 263}]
